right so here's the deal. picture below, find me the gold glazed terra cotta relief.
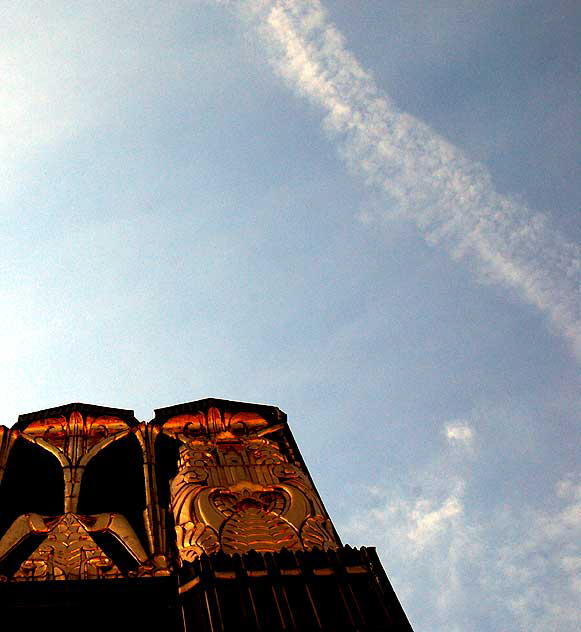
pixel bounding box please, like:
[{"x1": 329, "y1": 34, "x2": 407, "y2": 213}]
[
  {"x1": 16, "y1": 411, "x2": 130, "y2": 513},
  {"x1": 0, "y1": 410, "x2": 155, "y2": 581},
  {"x1": 164, "y1": 407, "x2": 339, "y2": 562},
  {"x1": 10, "y1": 514, "x2": 125, "y2": 581}
]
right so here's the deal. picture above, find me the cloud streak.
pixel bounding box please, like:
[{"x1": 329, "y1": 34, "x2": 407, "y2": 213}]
[
  {"x1": 445, "y1": 421, "x2": 474, "y2": 446},
  {"x1": 342, "y1": 474, "x2": 581, "y2": 631},
  {"x1": 233, "y1": 0, "x2": 580, "y2": 356}
]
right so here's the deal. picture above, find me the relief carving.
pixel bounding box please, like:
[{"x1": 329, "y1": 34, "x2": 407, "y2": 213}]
[
  {"x1": 165, "y1": 406, "x2": 338, "y2": 562},
  {"x1": 0, "y1": 408, "x2": 160, "y2": 581},
  {"x1": 0, "y1": 399, "x2": 341, "y2": 579},
  {"x1": 0, "y1": 512, "x2": 149, "y2": 581},
  {"x1": 18, "y1": 411, "x2": 132, "y2": 514}
]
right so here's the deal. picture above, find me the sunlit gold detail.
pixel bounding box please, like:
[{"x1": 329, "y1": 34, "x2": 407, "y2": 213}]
[
  {"x1": 178, "y1": 576, "x2": 201, "y2": 594},
  {"x1": 0, "y1": 512, "x2": 151, "y2": 581},
  {"x1": 214, "y1": 571, "x2": 236, "y2": 579},
  {"x1": 165, "y1": 405, "x2": 339, "y2": 562},
  {"x1": 162, "y1": 408, "x2": 269, "y2": 441},
  {"x1": 0, "y1": 426, "x2": 17, "y2": 486},
  {"x1": 247, "y1": 570, "x2": 268, "y2": 578},
  {"x1": 134, "y1": 422, "x2": 170, "y2": 572},
  {"x1": 345, "y1": 565, "x2": 368, "y2": 574},
  {"x1": 19, "y1": 411, "x2": 131, "y2": 514},
  {"x1": 12, "y1": 514, "x2": 122, "y2": 581},
  {"x1": 219, "y1": 493, "x2": 301, "y2": 554},
  {"x1": 0, "y1": 408, "x2": 169, "y2": 581},
  {"x1": 0, "y1": 400, "x2": 342, "y2": 586}
]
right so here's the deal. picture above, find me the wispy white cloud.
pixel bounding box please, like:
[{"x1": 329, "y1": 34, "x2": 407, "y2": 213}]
[
  {"x1": 397, "y1": 481, "x2": 465, "y2": 554},
  {"x1": 445, "y1": 420, "x2": 474, "y2": 446},
  {"x1": 233, "y1": 0, "x2": 580, "y2": 357},
  {"x1": 342, "y1": 473, "x2": 581, "y2": 631}
]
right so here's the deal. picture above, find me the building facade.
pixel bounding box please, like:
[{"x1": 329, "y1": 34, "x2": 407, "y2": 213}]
[{"x1": 0, "y1": 398, "x2": 413, "y2": 631}]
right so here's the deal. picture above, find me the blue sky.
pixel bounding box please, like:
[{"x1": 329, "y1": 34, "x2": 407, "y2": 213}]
[{"x1": 2, "y1": 1, "x2": 579, "y2": 630}]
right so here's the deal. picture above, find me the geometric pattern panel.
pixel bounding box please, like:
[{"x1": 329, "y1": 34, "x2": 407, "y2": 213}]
[
  {"x1": 163, "y1": 405, "x2": 339, "y2": 563},
  {"x1": 12, "y1": 513, "x2": 124, "y2": 581}
]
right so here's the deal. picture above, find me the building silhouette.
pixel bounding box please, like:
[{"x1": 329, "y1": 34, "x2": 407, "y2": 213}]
[{"x1": 0, "y1": 398, "x2": 414, "y2": 631}]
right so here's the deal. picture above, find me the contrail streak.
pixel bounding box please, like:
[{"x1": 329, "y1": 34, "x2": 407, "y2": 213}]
[{"x1": 232, "y1": 0, "x2": 580, "y2": 356}]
